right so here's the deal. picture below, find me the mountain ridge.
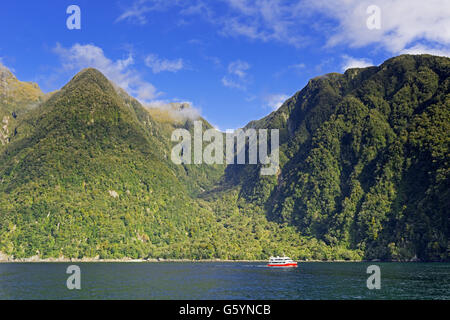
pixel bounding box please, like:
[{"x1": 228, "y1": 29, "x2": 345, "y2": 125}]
[
  {"x1": 0, "y1": 63, "x2": 44, "y2": 148},
  {"x1": 225, "y1": 54, "x2": 449, "y2": 261},
  {"x1": 0, "y1": 54, "x2": 448, "y2": 261}
]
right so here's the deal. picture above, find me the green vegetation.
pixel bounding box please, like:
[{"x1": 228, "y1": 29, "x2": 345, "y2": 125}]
[
  {"x1": 229, "y1": 54, "x2": 449, "y2": 261},
  {"x1": 0, "y1": 64, "x2": 44, "y2": 149},
  {"x1": 0, "y1": 55, "x2": 448, "y2": 261}
]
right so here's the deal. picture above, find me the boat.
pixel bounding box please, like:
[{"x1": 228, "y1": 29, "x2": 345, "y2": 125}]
[{"x1": 267, "y1": 256, "x2": 298, "y2": 267}]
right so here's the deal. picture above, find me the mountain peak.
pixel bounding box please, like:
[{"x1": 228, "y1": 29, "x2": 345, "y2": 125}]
[
  {"x1": 0, "y1": 63, "x2": 43, "y2": 112},
  {"x1": 62, "y1": 67, "x2": 113, "y2": 93},
  {"x1": 46, "y1": 68, "x2": 129, "y2": 121},
  {"x1": 75, "y1": 67, "x2": 105, "y2": 78}
]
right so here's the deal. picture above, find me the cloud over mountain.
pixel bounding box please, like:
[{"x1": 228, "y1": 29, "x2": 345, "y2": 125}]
[
  {"x1": 54, "y1": 43, "x2": 160, "y2": 103},
  {"x1": 341, "y1": 55, "x2": 374, "y2": 71}
]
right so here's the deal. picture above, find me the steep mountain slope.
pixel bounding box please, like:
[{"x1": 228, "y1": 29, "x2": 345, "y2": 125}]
[
  {"x1": 0, "y1": 64, "x2": 43, "y2": 148},
  {"x1": 115, "y1": 86, "x2": 226, "y2": 196},
  {"x1": 224, "y1": 54, "x2": 450, "y2": 261},
  {"x1": 0, "y1": 55, "x2": 448, "y2": 261},
  {"x1": 0, "y1": 67, "x2": 345, "y2": 260},
  {"x1": 0, "y1": 68, "x2": 221, "y2": 259}
]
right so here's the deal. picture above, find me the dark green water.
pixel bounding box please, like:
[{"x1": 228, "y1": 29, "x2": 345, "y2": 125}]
[{"x1": 0, "y1": 262, "x2": 448, "y2": 299}]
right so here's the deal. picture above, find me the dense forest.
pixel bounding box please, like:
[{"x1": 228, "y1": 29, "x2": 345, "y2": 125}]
[
  {"x1": 0, "y1": 54, "x2": 448, "y2": 261},
  {"x1": 226, "y1": 54, "x2": 450, "y2": 261}
]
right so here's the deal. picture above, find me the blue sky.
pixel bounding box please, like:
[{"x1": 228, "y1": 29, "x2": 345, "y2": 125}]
[{"x1": 0, "y1": 0, "x2": 449, "y2": 130}]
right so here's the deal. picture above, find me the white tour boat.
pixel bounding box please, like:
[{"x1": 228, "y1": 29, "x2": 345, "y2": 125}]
[{"x1": 267, "y1": 256, "x2": 298, "y2": 268}]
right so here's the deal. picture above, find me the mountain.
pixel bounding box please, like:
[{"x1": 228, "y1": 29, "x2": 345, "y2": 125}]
[
  {"x1": 0, "y1": 64, "x2": 44, "y2": 148},
  {"x1": 0, "y1": 68, "x2": 216, "y2": 259},
  {"x1": 0, "y1": 67, "x2": 332, "y2": 260},
  {"x1": 223, "y1": 54, "x2": 450, "y2": 261},
  {"x1": 0, "y1": 54, "x2": 448, "y2": 261}
]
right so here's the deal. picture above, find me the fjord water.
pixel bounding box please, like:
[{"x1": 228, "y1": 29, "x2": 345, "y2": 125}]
[{"x1": 0, "y1": 262, "x2": 448, "y2": 300}]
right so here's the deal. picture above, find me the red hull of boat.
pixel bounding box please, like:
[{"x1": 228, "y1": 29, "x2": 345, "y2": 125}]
[{"x1": 267, "y1": 263, "x2": 298, "y2": 267}]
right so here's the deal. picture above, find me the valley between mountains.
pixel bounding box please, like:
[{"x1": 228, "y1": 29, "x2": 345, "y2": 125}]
[{"x1": 0, "y1": 54, "x2": 448, "y2": 262}]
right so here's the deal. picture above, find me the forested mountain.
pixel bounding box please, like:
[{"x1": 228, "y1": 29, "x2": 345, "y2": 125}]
[
  {"x1": 0, "y1": 64, "x2": 43, "y2": 149},
  {"x1": 225, "y1": 54, "x2": 449, "y2": 261},
  {"x1": 0, "y1": 54, "x2": 448, "y2": 261},
  {"x1": 0, "y1": 68, "x2": 338, "y2": 260}
]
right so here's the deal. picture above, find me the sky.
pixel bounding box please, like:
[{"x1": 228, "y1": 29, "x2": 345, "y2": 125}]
[{"x1": 0, "y1": 0, "x2": 449, "y2": 130}]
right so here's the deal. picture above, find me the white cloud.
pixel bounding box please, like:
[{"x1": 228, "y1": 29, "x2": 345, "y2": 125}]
[
  {"x1": 264, "y1": 94, "x2": 289, "y2": 110},
  {"x1": 145, "y1": 100, "x2": 201, "y2": 121},
  {"x1": 117, "y1": 0, "x2": 308, "y2": 47},
  {"x1": 400, "y1": 44, "x2": 450, "y2": 58},
  {"x1": 117, "y1": 0, "x2": 450, "y2": 56},
  {"x1": 219, "y1": 0, "x2": 307, "y2": 47},
  {"x1": 222, "y1": 60, "x2": 251, "y2": 90},
  {"x1": 53, "y1": 43, "x2": 160, "y2": 103},
  {"x1": 115, "y1": 0, "x2": 168, "y2": 25},
  {"x1": 341, "y1": 55, "x2": 374, "y2": 71},
  {"x1": 308, "y1": 0, "x2": 450, "y2": 55},
  {"x1": 228, "y1": 60, "x2": 250, "y2": 78},
  {"x1": 144, "y1": 54, "x2": 184, "y2": 73}
]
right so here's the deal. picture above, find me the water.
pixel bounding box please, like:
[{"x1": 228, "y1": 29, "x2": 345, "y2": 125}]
[{"x1": 0, "y1": 262, "x2": 448, "y2": 299}]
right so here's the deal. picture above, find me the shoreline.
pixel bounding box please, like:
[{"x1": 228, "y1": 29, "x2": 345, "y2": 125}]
[
  {"x1": 0, "y1": 259, "x2": 348, "y2": 263},
  {"x1": 0, "y1": 258, "x2": 432, "y2": 263},
  {"x1": 0, "y1": 252, "x2": 433, "y2": 263},
  {"x1": 0, "y1": 257, "x2": 364, "y2": 263}
]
